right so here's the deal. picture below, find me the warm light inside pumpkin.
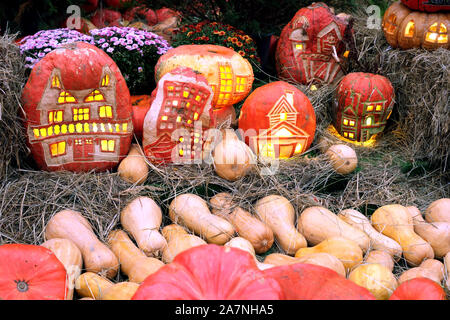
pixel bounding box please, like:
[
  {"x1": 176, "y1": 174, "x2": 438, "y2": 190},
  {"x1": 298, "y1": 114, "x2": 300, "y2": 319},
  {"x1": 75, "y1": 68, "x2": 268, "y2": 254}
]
[
  {"x1": 384, "y1": 15, "x2": 397, "y2": 35},
  {"x1": 101, "y1": 139, "x2": 115, "y2": 152},
  {"x1": 101, "y1": 74, "x2": 110, "y2": 87},
  {"x1": 259, "y1": 143, "x2": 276, "y2": 158},
  {"x1": 73, "y1": 108, "x2": 90, "y2": 121},
  {"x1": 426, "y1": 23, "x2": 448, "y2": 44},
  {"x1": 328, "y1": 125, "x2": 377, "y2": 147},
  {"x1": 274, "y1": 128, "x2": 293, "y2": 137},
  {"x1": 58, "y1": 91, "x2": 76, "y2": 104},
  {"x1": 404, "y1": 21, "x2": 415, "y2": 38},
  {"x1": 50, "y1": 141, "x2": 66, "y2": 157},
  {"x1": 84, "y1": 89, "x2": 105, "y2": 102},
  {"x1": 51, "y1": 76, "x2": 61, "y2": 88},
  {"x1": 48, "y1": 110, "x2": 63, "y2": 123},
  {"x1": 294, "y1": 143, "x2": 303, "y2": 154},
  {"x1": 99, "y1": 106, "x2": 112, "y2": 118}
]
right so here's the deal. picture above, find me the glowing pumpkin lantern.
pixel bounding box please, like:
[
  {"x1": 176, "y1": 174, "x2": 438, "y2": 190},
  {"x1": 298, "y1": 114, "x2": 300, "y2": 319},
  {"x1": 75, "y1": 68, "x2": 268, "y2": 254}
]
[
  {"x1": 275, "y1": 2, "x2": 352, "y2": 85},
  {"x1": 21, "y1": 42, "x2": 133, "y2": 172},
  {"x1": 401, "y1": 0, "x2": 450, "y2": 12},
  {"x1": 332, "y1": 72, "x2": 395, "y2": 145},
  {"x1": 154, "y1": 44, "x2": 254, "y2": 124},
  {"x1": 238, "y1": 81, "x2": 316, "y2": 159},
  {"x1": 383, "y1": 1, "x2": 450, "y2": 50},
  {"x1": 142, "y1": 67, "x2": 215, "y2": 164}
]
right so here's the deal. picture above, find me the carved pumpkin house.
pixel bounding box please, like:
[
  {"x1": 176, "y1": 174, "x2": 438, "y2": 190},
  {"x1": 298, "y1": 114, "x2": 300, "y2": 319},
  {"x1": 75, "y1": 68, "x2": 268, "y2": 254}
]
[
  {"x1": 275, "y1": 2, "x2": 352, "y2": 85},
  {"x1": 142, "y1": 67, "x2": 215, "y2": 164},
  {"x1": 21, "y1": 42, "x2": 133, "y2": 172},
  {"x1": 238, "y1": 81, "x2": 316, "y2": 159},
  {"x1": 332, "y1": 72, "x2": 395, "y2": 144}
]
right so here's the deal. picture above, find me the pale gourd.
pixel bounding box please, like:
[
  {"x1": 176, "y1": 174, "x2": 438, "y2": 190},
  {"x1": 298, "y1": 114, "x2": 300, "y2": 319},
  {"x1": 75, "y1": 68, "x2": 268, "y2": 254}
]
[
  {"x1": 365, "y1": 250, "x2": 394, "y2": 272},
  {"x1": 425, "y1": 198, "x2": 450, "y2": 223},
  {"x1": 107, "y1": 229, "x2": 164, "y2": 283},
  {"x1": 223, "y1": 237, "x2": 273, "y2": 270},
  {"x1": 117, "y1": 144, "x2": 149, "y2": 185},
  {"x1": 338, "y1": 209, "x2": 402, "y2": 259},
  {"x1": 120, "y1": 196, "x2": 167, "y2": 257},
  {"x1": 41, "y1": 238, "x2": 83, "y2": 300},
  {"x1": 406, "y1": 206, "x2": 450, "y2": 258},
  {"x1": 325, "y1": 144, "x2": 358, "y2": 175},
  {"x1": 371, "y1": 204, "x2": 434, "y2": 266},
  {"x1": 169, "y1": 194, "x2": 235, "y2": 245},
  {"x1": 298, "y1": 206, "x2": 371, "y2": 252},
  {"x1": 295, "y1": 237, "x2": 363, "y2": 271},
  {"x1": 210, "y1": 192, "x2": 274, "y2": 254},
  {"x1": 75, "y1": 272, "x2": 114, "y2": 300},
  {"x1": 398, "y1": 259, "x2": 445, "y2": 285},
  {"x1": 254, "y1": 195, "x2": 307, "y2": 255},
  {"x1": 348, "y1": 264, "x2": 398, "y2": 300},
  {"x1": 161, "y1": 224, "x2": 207, "y2": 263},
  {"x1": 45, "y1": 209, "x2": 119, "y2": 278}
]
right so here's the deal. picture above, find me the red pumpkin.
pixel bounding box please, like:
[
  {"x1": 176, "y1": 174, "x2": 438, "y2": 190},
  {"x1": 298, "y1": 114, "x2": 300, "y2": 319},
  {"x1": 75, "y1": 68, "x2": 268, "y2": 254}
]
[
  {"x1": 91, "y1": 9, "x2": 123, "y2": 28},
  {"x1": 82, "y1": 0, "x2": 99, "y2": 13},
  {"x1": 0, "y1": 244, "x2": 67, "y2": 300},
  {"x1": 105, "y1": 0, "x2": 141, "y2": 9},
  {"x1": 21, "y1": 42, "x2": 133, "y2": 172},
  {"x1": 332, "y1": 72, "x2": 395, "y2": 144},
  {"x1": 123, "y1": 6, "x2": 158, "y2": 26},
  {"x1": 263, "y1": 263, "x2": 376, "y2": 300},
  {"x1": 155, "y1": 8, "x2": 180, "y2": 22},
  {"x1": 131, "y1": 94, "x2": 154, "y2": 141},
  {"x1": 238, "y1": 81, "x2": 316, "y2": 159},
  {"x1": 132, "y1": 244, "x2": 283, "y2": 300},
  {"x1": 389, "y1": 278, "x2": 447, "y2": 300},
  {"x1": 275, "y1": 2, "x2": 352, "y2": 85},
  {"x1": 401, "y1": 0, "x2": 450, "y2": 12},
  {"x1": 142, "y1": 67, "x2": 215, "y2": 164}
]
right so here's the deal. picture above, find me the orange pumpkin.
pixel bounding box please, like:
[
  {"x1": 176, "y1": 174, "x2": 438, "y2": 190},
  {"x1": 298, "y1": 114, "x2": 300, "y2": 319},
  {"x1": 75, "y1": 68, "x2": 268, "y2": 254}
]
[{"x1": 131, "y1": 95, "x2": 154, "y2": 141}]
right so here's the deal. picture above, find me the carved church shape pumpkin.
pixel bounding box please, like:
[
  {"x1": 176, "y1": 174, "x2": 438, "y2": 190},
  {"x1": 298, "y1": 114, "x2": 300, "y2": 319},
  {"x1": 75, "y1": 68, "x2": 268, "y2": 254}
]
[
  {"x1": 142, "y1": 67, "x2": 215, "y2": 164},
  {"x1": 332, "y1": 73, "x2": 395, "y2": 144},
  {"x1": 238, "y1": 81, "x2": 316, "y2": 159},
  {"x1": 275, "y1": 2, "x2": 352, "y2": 85},
  {"x1": 21, "y1": 42, "x2": 133, "y2": 172}
]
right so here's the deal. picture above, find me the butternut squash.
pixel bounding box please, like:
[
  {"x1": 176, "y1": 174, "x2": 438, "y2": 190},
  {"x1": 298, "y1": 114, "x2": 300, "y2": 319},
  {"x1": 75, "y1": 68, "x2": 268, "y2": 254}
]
[
  {"x1": 263, "y1": 253, "x2": 299, "y2": 266},
  {"x1": 75, "y1": 272, "x2": 114, "y2": 299},
  {"x1": 210, "y1": 193, "x2": 274, "y2": 254},
  {"x1": 406, "y1": 206, "x2": 450, "y2": 258},
  {"x1": 120, "y1": 196, "x2": 167, "y2": 257},
  {"x1": 161, "y1": 224, "x2": 207, "y2": 263},
  {"x1": 45, "y1": 209, "x2": 119, "y2": 278},
  {"x1": 371, "y1": 204, "x2": 434, "y2": 266},
  {"x1": 424, "y1": 198, "x2": 450, "y2": 223},
  {"x1": 41, "y1": 238, "x2": 83, "y2": 300},
  {"x1": 338, "y1": 209, "x2": 402, "y2": 259},
  {"x1": 169, "y1": 194, "x2": 235, "y2": 245},
  {"x1": 101, "y1": 282, "x2": 140, "y2": 300},
  {"x1": 117, "y1": 144, "x2": 149, "y2": 185},
  {"x1": 398, "y1": 259, "x2": 445, "y2": 285},
  {"x1": 298, "y1": 206, "x2": 370, "y2": 252},
  {"x1": 254, "y1": 195, "x2": 307, "y2": 255},
  {"x1": 348, "y1": 264, "x2": 398, "y2": 300},
  {"x1": 295, "y1": 237, "x2": 363, "y2": 271},
  {"x1": 107, "y1": 229, "x2": 164, "y2": 283},
  {"x1": 365, "y1": 250, "x2": 394, "y2": 272}
]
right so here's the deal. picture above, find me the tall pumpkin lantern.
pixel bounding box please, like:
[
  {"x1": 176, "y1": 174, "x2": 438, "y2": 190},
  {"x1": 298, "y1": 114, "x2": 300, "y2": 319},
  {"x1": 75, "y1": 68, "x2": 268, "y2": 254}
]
[
  {"x1": 21, "y1": 42, "x2": 134, "y2": 172},
  {"x1": 331, "y1": 72, "x2": 395, "y2": 145},
  {"x1": 275, "y1": 2, "x2": 352, "y2": 85},
  {"x1": 142, "y1": 67, "x2": 215, "y2": 164},
  {"x1": 155, "y1": 44, "x2": 254, "y2": 126},
  {"x1": 238, "y1": 81, "x2": 316, "y2": 159}
]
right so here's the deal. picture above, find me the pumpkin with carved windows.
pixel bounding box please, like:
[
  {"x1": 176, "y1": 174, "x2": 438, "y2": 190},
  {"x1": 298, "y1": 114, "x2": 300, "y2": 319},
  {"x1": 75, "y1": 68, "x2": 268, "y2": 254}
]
[
  {"x1": 21, "y1": 42, "x2": 134, "y2": 172},
  {"x1": 332, "y1": 72, "x2": 395, "y2": 144},
  {"x1": 401, "y1": 0, "x2": 450, "y2": 12},
  {"x1": 154, "y1": 44, "x2": 254, "y2": 124},
  {"x1": 382, "y1": 1, "x2": 450, "y2": 50},
  {"x1": 142, "y1": 66, "x2": 216, "y2": 164},
  {"x1": 275, "y1": 2, "x2": 352, "y2": 85},
  {"x1": 238, "y1": 81, "x2": 316, "y2": 159}
]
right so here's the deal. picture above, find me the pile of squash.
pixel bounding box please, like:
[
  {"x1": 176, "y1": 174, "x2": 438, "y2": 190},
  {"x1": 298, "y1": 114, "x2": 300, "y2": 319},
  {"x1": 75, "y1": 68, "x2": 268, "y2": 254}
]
[{"x1": 1, "y1": 195, "x2": 448, "y2": 300}]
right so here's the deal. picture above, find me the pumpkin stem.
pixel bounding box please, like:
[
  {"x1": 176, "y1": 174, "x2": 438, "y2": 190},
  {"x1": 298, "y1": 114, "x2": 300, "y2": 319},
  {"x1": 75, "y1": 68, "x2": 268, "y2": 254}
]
[{"x1": 15, "y1": 280, "x2": 29, "y2": 292}]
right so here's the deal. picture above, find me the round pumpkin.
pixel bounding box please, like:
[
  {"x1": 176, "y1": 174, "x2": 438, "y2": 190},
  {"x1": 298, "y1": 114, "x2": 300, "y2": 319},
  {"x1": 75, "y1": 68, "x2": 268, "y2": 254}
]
[
  {"x1": 143, "y1": 66, "x2": 215, "y2": 164},
  {"x1": 123, "y1": 6, "x2": 158, "y2": 26},
  {"x1": 131, "y1": 94, "x2": 154, "y2": 141},
  {"x1": 238, "y1": 81, "x2": 316, "y2": 159},
  {"x1": 389, "y1": 277, "x2": 447, "y2": 300},
  {"x1": 21, "y1": 41, "x2": 133, "y2": 172},
  {"x1": 91, "y1": 9, "x2": 123, "y2": 28},
  {"x1": 401, "y1": 0, "x2": 450, "y2": 12},
  {"x1": 275, "y1": 2, "x2": 351, "y2": 85},
  {"x1": 332, "y1": 72, "x2": 395, "y2": 143},
  {"x1": 0, "y1": 244, "x2": 67, "y2": 300},
  {"x1": 155, "y1": 44, "x2": 254, "y2": 112},
  {"x1": 382, "y1": 2, "x2": 450, "y2": 50},
  {"x1": 132, "y1": 244, "x2": 283, "y2": 300}
]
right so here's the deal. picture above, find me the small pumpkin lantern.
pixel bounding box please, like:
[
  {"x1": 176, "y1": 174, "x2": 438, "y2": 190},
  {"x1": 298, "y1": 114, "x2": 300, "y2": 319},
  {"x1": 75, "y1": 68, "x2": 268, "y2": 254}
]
[
  {"x1": 382, "y1": 1, "x2": 450, "y2": 50},
  {"x1": 275, "y1": 2, "x2": 352, "y2": 85},
  {"x1": 142, "y1": 67, "x2": 215, "y2": 164},
  {"x1": 401, "y1": 0, "x2": 450, "y2": 12},
  {"x1": 155, "y1": 44, "x2": 254, "y2": 122},
  {"x1": 332, "y1": 72, "x2": 395, "y2": 144},
  {"x1": 238, "y1": 81, "x2": 316, "y2": 159},
  {"x1": 21, "y1": 42, "x2": 134, "y2": 172}
]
